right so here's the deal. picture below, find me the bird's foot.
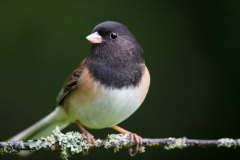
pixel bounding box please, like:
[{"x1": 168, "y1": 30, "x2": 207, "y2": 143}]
[
  {"x1": 128, "y1": 133, "x2": 143, "y2": 157},
  {"x1": 112, "y1": 125, "x2": 142, "y2": 156},
  {"x1": 76, "y1": 120, "x2": 95, "y2": 155},
  {"x1": 81, "y1": 129, "x2": 95, "y2": 155}
]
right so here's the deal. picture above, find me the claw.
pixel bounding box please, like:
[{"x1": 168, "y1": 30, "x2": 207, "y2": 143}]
[
  {"x1": 111, "y1": 125, "x2": 143, "y2": 156},
  {"x1": 80, "y1": 131, "x2": 94, "y2": 155},
  {"x1": 76, "y1": 120, "x2": 95, "y2": 155},
  {"x1": 128, "y1": 133, "x2": 142, "y2": 157}
]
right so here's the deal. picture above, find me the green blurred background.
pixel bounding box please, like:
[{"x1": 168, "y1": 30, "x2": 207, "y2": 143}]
[{"x1": 0, "y1": 0, "x2": 239, "y2": 160}]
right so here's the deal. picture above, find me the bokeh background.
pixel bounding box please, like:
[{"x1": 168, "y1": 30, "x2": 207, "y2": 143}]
[{"x1": 0, "y1": 1, "x2": 239, "y2": 160}]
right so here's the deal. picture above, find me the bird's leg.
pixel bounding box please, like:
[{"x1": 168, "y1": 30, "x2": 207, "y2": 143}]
[
  {"x1": 76, "y1": 120, "x2": 94, "y2": 154},
  {"x1": 112, "y1": 125, "x2": 142, "y2": 157}
]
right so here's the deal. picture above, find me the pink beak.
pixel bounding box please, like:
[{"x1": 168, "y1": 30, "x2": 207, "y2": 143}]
[{"x1": 86, "y1": 32, "x2": 102, "y2": 44}]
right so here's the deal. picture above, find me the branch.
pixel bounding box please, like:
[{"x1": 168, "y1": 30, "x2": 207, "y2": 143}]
[{"x1": 1, "y1": 127, "x2": 239, "y2": 160}]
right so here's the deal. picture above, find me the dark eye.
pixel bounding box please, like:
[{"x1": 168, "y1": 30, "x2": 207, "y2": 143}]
[{"x1": 110, "y1": 32, "x2": 118, "y2": 39}]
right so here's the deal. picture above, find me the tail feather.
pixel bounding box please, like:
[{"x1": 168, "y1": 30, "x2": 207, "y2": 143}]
[{"x1": 9, "y1": 107, "x2": 70, "y2": 141}]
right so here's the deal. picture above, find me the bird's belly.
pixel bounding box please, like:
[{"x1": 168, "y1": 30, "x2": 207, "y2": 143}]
[{"x1": 64, "y1": 86, "x2": 142, "y2": 129}]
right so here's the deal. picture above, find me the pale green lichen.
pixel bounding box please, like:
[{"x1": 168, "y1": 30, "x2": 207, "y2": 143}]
[
  {"x1": 48, "y1": 126, "x2": 90, "y2": 159},
  {"x1": 104, "y1": 134, "x2": 130, "y2": 152},
  {"x1": 14, "y1": 141, "x2": 25, "y2": 152},
  {"x1": 0, "y1": 141, "x2": 25, "y2": 154},
  {"x1": 237, "y1": 139, "x2": 240, "y2": 146},
  {"x1": 28, "y1": 126, "x2": 91, "y2": 160},
  {"x1": 218, "y1": 138, "x2": 237, "y2": 148},
  {"x1": 0, "y1": 142, "x2": 8, "y2": 154},
  {"x1": 139, "y1": 146, "x2": 146, "y2": 153},
  {"x1": 145, "y1": 142, "x2": 159, "y2": 147},
  {"x1": 0, "y1": 145, "x2": 7, "y2": 155},
  {"x1": 164, "y1": 137, "x2": 187, "y2": 150},
  {"x1": 26, "y1": 127, "x2": 147, "y2": 159},
  {"x1": 104, "y1": 134, "x2": 145, "y2": 153},
  {"x1": 93, "y1": 139, "x2": 102, "y2": 147}
]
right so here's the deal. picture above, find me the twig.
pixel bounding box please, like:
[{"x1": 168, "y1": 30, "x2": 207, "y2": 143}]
[{"x1": 0, "y1": 127, "x2": 239, "y2": 160}]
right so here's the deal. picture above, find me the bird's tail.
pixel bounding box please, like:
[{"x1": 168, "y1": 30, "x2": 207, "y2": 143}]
[{"x1": 9, "y1": 107, "x2": 70, "y2": 142}]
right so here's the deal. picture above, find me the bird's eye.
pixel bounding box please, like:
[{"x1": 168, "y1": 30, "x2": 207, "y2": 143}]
[{"x1": 110, "y1": 32, "x2": 118, "y2": 39}]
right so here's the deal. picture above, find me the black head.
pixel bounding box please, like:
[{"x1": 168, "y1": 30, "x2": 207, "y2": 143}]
[
  {"x1": 85, "y1": 21, "x2": 145, "y2": 88},
  {"x1": 86, "y1": 21, "x2": 144, "y2": 63}
]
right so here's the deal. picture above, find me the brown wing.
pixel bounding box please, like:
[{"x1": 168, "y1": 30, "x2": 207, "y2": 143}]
[{"x1": 56, "y1": 58, "x2": 86, "y2": 105}]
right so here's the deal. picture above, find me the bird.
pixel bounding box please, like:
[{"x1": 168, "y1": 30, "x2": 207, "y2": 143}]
[{"x1": 9, "y1": 21, "x2": 150, "y2": 156}]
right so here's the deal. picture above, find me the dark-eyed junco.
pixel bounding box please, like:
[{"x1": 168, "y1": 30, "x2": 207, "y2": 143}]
[{"x1": 10, "y1": 21, "x2": 150, "y2": 156}]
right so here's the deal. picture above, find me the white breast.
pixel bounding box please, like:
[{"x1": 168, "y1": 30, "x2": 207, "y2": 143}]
[{"x1": 67, "y1": 86, "x2": 142, "y2": 129}]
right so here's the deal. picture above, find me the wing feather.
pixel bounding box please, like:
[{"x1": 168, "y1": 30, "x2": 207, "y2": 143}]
[{"x1": 56, "y1": 58, "x2": 86, "y2": 105}]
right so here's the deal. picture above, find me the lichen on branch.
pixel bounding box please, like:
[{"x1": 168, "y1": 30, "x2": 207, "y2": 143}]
[{"x1": 0, "y1": 127, "x2": 239, "y2": 160}]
